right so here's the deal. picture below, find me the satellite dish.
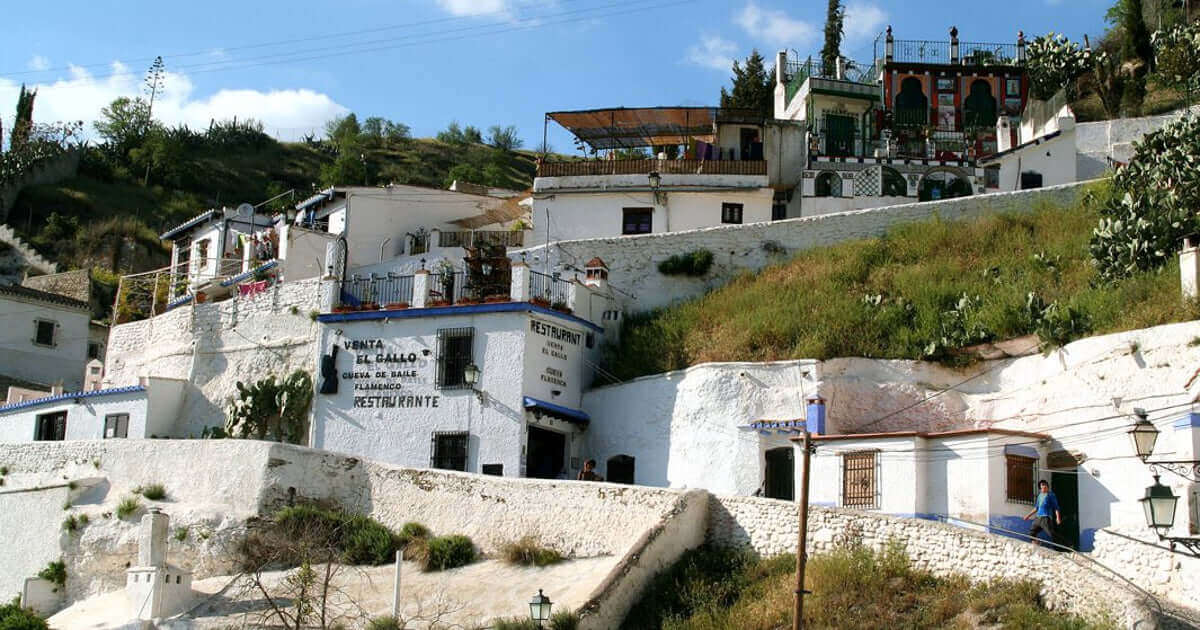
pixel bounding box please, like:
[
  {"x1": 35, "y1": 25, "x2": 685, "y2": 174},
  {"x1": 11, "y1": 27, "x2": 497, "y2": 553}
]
[{"x1": 235, "y1": 203, "x2": 255, "y2": 218}]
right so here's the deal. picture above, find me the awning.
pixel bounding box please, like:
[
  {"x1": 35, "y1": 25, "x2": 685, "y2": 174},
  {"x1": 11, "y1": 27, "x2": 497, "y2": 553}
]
[
  {"x1": 523, "y1": 396, "x2": 590, "y2": 425},
  {"x1": 547, "y1": 106, "x2": 763, "y2": 150}
]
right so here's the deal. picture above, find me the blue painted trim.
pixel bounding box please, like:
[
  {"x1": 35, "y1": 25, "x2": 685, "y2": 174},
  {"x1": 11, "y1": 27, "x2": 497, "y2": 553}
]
[
  {"x1": 1004, "y1": 444, "x2": 1039, "y2": 459},
  {"x1": 219, "y1": 260, "x2": 279, "y2": 287},
  {"x1": 318, "y1": 301, "x2": 604, "y2": 333},
  {"x1": 165, "y1": 294, "x2": 194, "y2": 311},
  {"x1": 160, "y1": 210, "x2": 218, "y2": 240},
  {"x1": 0, "y1": 386, "x2": 146, "y2": 414},
  {"x1": 524, "y1": 396, "x2": 590, "y2": 424},
  {"x1": 1173, "y1": 412, "x2": 1200, "y2": 429}
]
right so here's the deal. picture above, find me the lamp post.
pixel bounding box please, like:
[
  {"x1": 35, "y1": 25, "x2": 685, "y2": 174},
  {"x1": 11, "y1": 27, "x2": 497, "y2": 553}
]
[
  {"x1": 529, "y1": 589, "x2": 553, "y2": 628},
  {"x1": 1126, "y1": 408, "x2": 1200, "y2": 557},
  {"x1": 648, "y1": 171, "x2": 665, "y2": 205}
]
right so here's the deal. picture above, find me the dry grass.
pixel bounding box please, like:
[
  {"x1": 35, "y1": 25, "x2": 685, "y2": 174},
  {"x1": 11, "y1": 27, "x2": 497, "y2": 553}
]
[
  {"x1": 608, "y1": 180, "x2": 1200, "y2": 380},
  {"x1": 499, "y1": 535, "x2": 564, "y2": 567}
]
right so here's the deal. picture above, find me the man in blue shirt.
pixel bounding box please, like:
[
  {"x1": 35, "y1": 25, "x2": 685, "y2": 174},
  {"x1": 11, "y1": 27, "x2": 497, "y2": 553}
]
[{"x1": 1023, "y1": 479, "x2": 1061, "y2": 547}]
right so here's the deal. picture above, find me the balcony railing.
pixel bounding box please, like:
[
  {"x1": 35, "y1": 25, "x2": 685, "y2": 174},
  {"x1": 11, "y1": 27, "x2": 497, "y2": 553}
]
[
  {"x1": 784, "y1": 57, "x2": 878, "y2": 104},
  {"x1": 889, "y1": 39, "x2": 1020, "y2": 66},
  {"x1": 530, "y1": 271, "x2": 572, "y2": 306},
  {"x1": 438, "y1": 230, "x2": 525, "y2": 249},
  {"x1": 341, "y1": 274, "x2": 414, "y2": 307},
  {"x1": 537, "y1": 158, "x2": 767, "y2": 178}
]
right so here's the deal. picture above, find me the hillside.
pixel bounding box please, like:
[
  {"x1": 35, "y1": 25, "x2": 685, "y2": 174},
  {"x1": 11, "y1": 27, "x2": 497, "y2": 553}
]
[
  {"x1": 7, "y1": 136, "x2": 543, "y2": 274},
  {"x1": 606, "y1": 181, "x2": 1200, "y2": 380}
]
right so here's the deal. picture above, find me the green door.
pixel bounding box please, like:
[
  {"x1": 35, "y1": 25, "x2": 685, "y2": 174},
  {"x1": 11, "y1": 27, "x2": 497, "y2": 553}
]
[
  {"x1": 824, "y1": 114, "x2": 855, "y2": 157},
  {"x1": 1050, "y1": 471, "x2": 1079, "y2": 550}
]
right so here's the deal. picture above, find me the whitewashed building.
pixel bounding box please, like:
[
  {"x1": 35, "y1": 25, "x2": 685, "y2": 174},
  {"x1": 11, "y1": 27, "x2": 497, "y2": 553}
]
[
  {"x1": 0, "y1": 283, "x2": 92, "y2": 390},
  {"x1": 0, "y1": 377, "x2": 184, "y2": 442}
]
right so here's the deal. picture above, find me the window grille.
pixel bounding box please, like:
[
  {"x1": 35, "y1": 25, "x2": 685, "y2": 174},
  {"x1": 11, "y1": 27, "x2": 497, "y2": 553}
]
[
  {"x1": 842, "y1": 451, "x2": 878, "y2": 509},
  {"x1": 721, "y1": 202, "x2": 744, "y2": 224},
  {"x1": 435, "y1": 327, "x2": 474, "y2": 390},
  {"x1": 35, "y1": 412, "x2": 67, "y2": 441},
  {"x1": 431, "y1": 431, "x2": 469, "y2": 471},
  {"x1": 1005, "y1": 454, "x2": 1037, "y2": 504}
]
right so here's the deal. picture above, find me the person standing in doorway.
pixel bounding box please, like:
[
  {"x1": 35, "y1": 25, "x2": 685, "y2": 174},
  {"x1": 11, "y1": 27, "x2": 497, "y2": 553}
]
[
  {"x1": 1024, "y1": 480, "x2": 1061, "y2": 547},
  {"x1": 577, "y1": 459, "x2": 604, "y2": 481}
]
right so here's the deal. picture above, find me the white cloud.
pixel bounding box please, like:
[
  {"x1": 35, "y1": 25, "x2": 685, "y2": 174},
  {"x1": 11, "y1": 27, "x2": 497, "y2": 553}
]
[
  {"x1": 435, "y1": 0, "x2": 509, "y2": 17},
  {"x1": 0, "y1": 62, "x2": 348, "y2": 141},
  {"x1": 685, "y1": 35, "x2": 738, "y2": 71},
  {"x1": 843, "y1": 2, "x2": 888, "y2": 44},
  {"x1": 27, "y1": 55, "x2": 50, "y2": 72},
  {"x1": 735, "y1": 2, "x2": 817, "y2": 49}
]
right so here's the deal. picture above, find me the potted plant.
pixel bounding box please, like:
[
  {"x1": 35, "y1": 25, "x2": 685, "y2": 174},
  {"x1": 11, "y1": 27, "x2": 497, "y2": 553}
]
[
  {"x1": 195, "y1": 291, "x2": 208, "y2": 304},
  {"x1": 531, "y1": 295, "x2": 551, "y2": 308},
  {"x1": 361, "y1": 301, "x2": 380, "y2": 311},
  {"x1": 550, "y1": 299, "x2": 572, "y2": 314},
  {"x1": 383, "y1": 301, "x2": 410, "y2": 310},
  {"x1": 428, "y1": 299, "x2": 451, "y2": 307},
  {"x1": 332, "y1": 304, "x2": 355, "y2": 314},
  {"x1": 484, "y1": 293, "x2": 510, "y2": 303}
]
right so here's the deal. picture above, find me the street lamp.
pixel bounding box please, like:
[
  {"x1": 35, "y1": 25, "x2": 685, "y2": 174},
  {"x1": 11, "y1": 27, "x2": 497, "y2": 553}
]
[
  {"x1": 529, "y1": 589, "x2": 553, "y2": 627},
  {"x1": 463, "y1": 362, "x2": 483, "y2": 402},
  {"x1": 1141, "y1": 474, "x2": 1178, "y2": 535},
  {"x1": 1127, "y1": 408, "x2": 1159, "y2": 462},
  {"x1": 647, "y1": 171, "x2": 662, "y2": 190}
]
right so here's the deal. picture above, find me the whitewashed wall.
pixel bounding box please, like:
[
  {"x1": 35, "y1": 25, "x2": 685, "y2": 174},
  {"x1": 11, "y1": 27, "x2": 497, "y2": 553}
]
[
  {"x1": 1075, "y1": 105, "x2": 1200, "y2": 179},
  {"x1": 582, "y1": 360, "x2": 818, "y2": 495},
  {"x1": 104, "y1": 277, "x2": 331, "y2": 436},
  {"x1": 516, "y1": 181, "x2": 1091, "y2": 313},
  {"x1": 0, "y1": 294, "x2": 90, "y2": 389},
  {"x1": 0, "y1": 390, "x2": 148, "y2": 442},
  {"x1": 988, "y1": 126, "x2": 1078, "y2": 190},
  {"x1": 809, "y1": 435, "x2": 925, "y2": 515}
]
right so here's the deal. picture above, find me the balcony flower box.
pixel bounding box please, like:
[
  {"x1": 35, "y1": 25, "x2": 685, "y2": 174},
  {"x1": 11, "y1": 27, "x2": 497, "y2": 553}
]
[
  {"x1": 428, "y1": 299, "x2": 451, "y2": 307},
  {"x1": 383, "y1": 302, "x2": 410, "y2": 310},
  {"x1": 359, "y1": 302, "x2": 380, "y2": 311},
  {"x1": 551, "y1": 300, "x2": 572, "y2": 314},
  {"x1": 531, "y1": 296, "x2": 551, "y2": 308},
  {"x1": 484, "y1": 294, "x2": 510, "y2": 303},
  {"x1": 332, "y1": 305, "x2": 355, "y2": 314}
]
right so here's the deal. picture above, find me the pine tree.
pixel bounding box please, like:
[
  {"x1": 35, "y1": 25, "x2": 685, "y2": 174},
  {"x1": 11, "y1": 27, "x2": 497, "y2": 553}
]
[
  {"x1": 821, "y1": 0, "x2": 845, "y2": 76},
  {"x1": 11, "y1": 84, "x2": 36, "y2": 152},
  {"x1": 719, "y1": 51, "x2": 774, "y2": 119}
]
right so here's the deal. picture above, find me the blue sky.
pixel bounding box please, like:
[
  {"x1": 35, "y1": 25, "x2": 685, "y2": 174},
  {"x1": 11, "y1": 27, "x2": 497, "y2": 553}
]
[{"x1": 0, "y1": 0, "x2": 1111, "y2": 152}]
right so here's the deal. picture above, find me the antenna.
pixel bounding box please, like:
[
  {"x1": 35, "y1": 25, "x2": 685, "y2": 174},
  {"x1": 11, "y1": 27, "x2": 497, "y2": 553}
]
[{"x1": 235, "y1": 203, "x2": 255, "y2": 219}]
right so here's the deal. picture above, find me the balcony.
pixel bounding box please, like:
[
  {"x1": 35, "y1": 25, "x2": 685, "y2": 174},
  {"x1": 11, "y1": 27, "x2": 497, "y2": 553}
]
[{"x1": 537, "y1": 158, "x2": 766, "y2": 178}]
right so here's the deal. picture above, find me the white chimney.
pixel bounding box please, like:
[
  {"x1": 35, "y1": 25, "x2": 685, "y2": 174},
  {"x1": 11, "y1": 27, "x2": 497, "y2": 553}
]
[{"x1": 1181, "y1": 235, "x2": 1200, "y2": 300}]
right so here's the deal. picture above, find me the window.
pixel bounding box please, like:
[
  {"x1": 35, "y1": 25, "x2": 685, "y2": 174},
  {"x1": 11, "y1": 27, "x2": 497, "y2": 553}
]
[
  {"x1": 815, "y1": 172, "x2": 842, "y2": 198},
  {"x1": 104, "y1": 414, "x2": 129, "y2": 439},
  {"x1": 195, "y1": 239, "x2": 210, "y2": 264},
  {"x1": 841, "y1": 451, "x2": 878, "y2": 508},
  {"x1": 88, "y1": 342, "x2": 103, "y2": 360},
  {"x1": 435, "y1": 327, "x2": 474, "y2": 389},
  {"x1": 481, "y1": 464, "x2": 503, "y2": 476},
  {"x1": 985, "y1": 167, "x2": 1001, "y2": 189},
  {"x1": 607, "y1": 455, "x2": 635, "y2": 484},
  {"x1": 622, "y1": 208, "x2": 653, "y2": 235},
  {"x1": 1020, "y1": 171, "x2": 1043, "y2": 190},
  {"x1": 1005, "y1": 454, "x2": 1037, "y2": 504},
  {"x1": 34, "y1": 319, "x2": 56, "y2": 347},
  {"x1": 721, "y1": 203, "x2": 744, "y2": 225},
  {"x1": 772, "y1": 203, "x2": 787, "y2": 221},
  {"x1": 431, "y1": 431, "x2": 469, "y2": 471},
  {"x1": 34, "y1": 411, "x2": 67, "y2": 441}
]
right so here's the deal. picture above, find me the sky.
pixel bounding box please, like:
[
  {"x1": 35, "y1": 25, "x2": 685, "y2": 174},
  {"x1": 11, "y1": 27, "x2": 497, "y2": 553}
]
[{"x1": 0, "y1": 0, "x2": 1112, "y2": 153}]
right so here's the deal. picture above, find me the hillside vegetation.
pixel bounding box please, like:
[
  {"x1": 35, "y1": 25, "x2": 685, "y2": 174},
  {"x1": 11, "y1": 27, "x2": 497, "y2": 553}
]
[
  {"x1": 607, "y1": 180, "x2": 1199, "y2": 380},
  {"x1": 624, "y1": 544, "x2": 1105, "y2": 630},
  {"x1": 9, "y1": 132, "x2": 541, "y2": 273}
]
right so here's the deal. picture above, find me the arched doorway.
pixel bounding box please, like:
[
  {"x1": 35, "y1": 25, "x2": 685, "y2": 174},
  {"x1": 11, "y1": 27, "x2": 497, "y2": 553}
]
[
  {"x1": 963, "y1": 79, "x2": 997, "y2": 129},
  {"x1": 607, "y1": 455, "x2": 635, "y2": 484},
  {"x1": 881, "y1": 166, "x2": 907, "y2": 196},
  {"x1": 764, "y1": 447, "x2": 794, "y2": 500},
  {"x1": 894, "y1": 77, "x2": 928, "y2": 127},
  {"x1": 814, "y1": 172, "x2": 842, "y2": 197},
  {"x1": 918, "y1": 169, "x2": 972, "y2": 201}
]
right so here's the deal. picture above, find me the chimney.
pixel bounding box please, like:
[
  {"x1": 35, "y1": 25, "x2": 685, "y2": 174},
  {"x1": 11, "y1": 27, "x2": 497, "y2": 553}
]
[
  {"x1": 1181, "y1": 235, "x2": 1200, "y2": 300},
  {"x1": 835, "y1": 56, "x2": 846, "y2": 81},
  {"x1": 806, "y1": 395, "x2": 827, "y2": 435},
  {"x1": 777, "y1": 50, "x2": 788, "y2": 86},
  {"x1": 950, "y1": 26, "x2": 960, "y2": 65},
  {"x1": 138, "y1": 508, "x2": 169, "y2": 568},
  {"x1": 583, "y1": 257, "x2": 610, "y2": 291}
]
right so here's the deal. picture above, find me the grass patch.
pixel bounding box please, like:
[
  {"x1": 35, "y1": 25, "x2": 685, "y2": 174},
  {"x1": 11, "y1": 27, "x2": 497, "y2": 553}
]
[
  {"x1": 242, "y1": 504, "x2": 402, "y2": 570},
  {"x1": 499, "y1": 535, "x2": 564, "y2": 567},
  {"x1": 423, "y1": 534, "x2": 476, "y2": 572},
  {"x1": 607, "y1": 181, "x2": 1200, "y2": 379},
  {"x1": 134, "y1": 483, "x2": 167, "y2": 500},
  {"x1": 37, "y1": 560, "x2": 66, "y2": 589},
  {"x1": 623, "y1": 543, "x2": 1107, "y2": 630},
  {"x1": 174, "y1": 527, "x2": 188, "y2": 542},
  {"x1": 62, "y1": 513, "x2": 88, "y2": 533},
  {"x1": 116, "y1": 496, "x2": 141, "y2": 520},
  {"x1": 492, "y1": 610, "x2": 579, "y2": 630}
]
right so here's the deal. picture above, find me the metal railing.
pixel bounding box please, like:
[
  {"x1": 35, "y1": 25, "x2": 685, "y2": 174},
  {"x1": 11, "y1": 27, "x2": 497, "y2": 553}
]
[
  {"x1": 340, "y1": 274, "x2": 414, "y2": 307},
  {"x1": 890, "y1": 39, "x2": 1020, "y2": 65},
  {"x1": 809, "y1": 117, "x2": 867, "y2": 158},
  {"x1": 438, "y1": 230, "x2": 525, "y2": 249},
  {"x1": 960, "y1": 42, "x2": 1020, "y2": 66},
  {"x1": 428, "y1": 272, "x2": 467, "y2": 304},
  {"x1": 529, "y1": 271, "x2": 571, "y2": 306},
  {"x1": 537, "y1": 158, "x2": 767, "y2": 178},
  {"x1": 784, "y1": 56, "x2": 878, "y2": 104}
]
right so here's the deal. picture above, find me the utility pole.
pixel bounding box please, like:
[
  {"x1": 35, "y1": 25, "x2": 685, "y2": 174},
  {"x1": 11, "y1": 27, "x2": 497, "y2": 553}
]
[{"x1": 793, "y1": 430, "x2": 813, "y2": 630}]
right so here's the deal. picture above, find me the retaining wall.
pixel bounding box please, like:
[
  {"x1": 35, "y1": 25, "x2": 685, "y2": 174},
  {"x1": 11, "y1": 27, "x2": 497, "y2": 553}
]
[
  {"x1": 518, "y1": 181, "x2": 1092, "y2": 312},
  {"x1": 1076, "y1": 106, "x2": 1200, "y2": 179}
]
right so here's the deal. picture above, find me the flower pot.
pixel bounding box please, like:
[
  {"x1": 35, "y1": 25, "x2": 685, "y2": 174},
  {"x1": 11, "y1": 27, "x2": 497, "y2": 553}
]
[
  {"x1": 195, "y1": 292, "x2": 208, "y2": 303},
  {"x1": 484, "y1": 294, "x2": 510, "y2": 303},
  {"x1": 531, "y1": 297, "x2": 551, "y2": 308},
  {"x1": 333, "y1": 305, "x2": 354, "y2": 313},
  {"x1": 383, "y1": 302, "x2": 410, "y2": 310},
  {"x1": 361, "y1": 302, "x2": 380, "y2": 311},
  {"x1": 428, "y1": 300, "x2": 451, "y2": 307}
]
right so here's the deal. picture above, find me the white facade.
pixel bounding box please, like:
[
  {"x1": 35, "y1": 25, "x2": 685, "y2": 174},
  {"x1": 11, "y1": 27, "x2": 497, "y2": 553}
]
[
  {"x1": 0, "y1": 286, "x2": 91, "y2": 389},
  {"x1": 312, "y1": 304, "x2": 604, "y2": 478},
  {"x1": 0, "y1": 378, "x2": 184, "y2": 443}
]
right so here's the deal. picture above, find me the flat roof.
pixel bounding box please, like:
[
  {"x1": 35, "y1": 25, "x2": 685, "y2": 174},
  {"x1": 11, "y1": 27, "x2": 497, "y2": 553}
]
[
  {"x1": 547, "y1": 106, "x2": 763, "y2": 151},
  {"x1": 792, "y1": 427, "x2": 1051, "y2": 443},
  {"x1": 0, "y1": 385, "x2": 146, "y2": 414}
]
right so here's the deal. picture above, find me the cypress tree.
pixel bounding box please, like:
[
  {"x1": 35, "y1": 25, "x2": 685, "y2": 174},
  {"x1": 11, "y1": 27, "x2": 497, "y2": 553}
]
[
  {"x1": 821, "y1": 0, "x2": 845, "y2": 76},
  {"x1": 11, "y1": 84, "x2": 36, "y2": 151},
  {"x1": 719, "y1": 51, "x2": 775, "y2": 119}
]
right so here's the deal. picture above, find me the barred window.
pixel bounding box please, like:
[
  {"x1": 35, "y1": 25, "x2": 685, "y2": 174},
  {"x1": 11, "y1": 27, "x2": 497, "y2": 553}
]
[
  {"x1": 431, "y1": 431, "x2": 469, "y2": 471},
  {"x1": 622, "y1": 208, "x2": 653, "y2": 235},
  {"x1": 104, "y1": 414, "x2": 129, "y2": 439},
  {"x1": 721, "y1": 202, "x2": 744, "y2": 224},
  {"x1": 1005, "y1": 454, "x2": 1037, "y2": 504},
  {"x1": 435, "y1": 327, "x2": 474, "y2": 390},
  {"x1": 842, "y1": 451, "x2": 878, "y2": 509}
]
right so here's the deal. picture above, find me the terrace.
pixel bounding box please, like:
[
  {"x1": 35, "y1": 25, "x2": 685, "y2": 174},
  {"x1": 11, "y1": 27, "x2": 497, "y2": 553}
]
[{"x1": 879, "y1": 27, "x2": 1025, "y2": 67}]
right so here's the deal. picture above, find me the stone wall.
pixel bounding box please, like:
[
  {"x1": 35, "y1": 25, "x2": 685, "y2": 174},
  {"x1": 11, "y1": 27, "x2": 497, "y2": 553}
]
[
  {"x1": 104, "y1": 277, "x2": 331, "y2": 436},
  {"x1": 517, "y1": 181, "x2": 1092, "y2": 313},
  {"x1": 707, "y1": 494, "x2": 1176, "y2": 628},
  {"x1": 0, "y1": 223, "x2": 57, "y2": 284},
  {"x1": 1092, "y1": 528, "x2": 1200, "y2": 613}
]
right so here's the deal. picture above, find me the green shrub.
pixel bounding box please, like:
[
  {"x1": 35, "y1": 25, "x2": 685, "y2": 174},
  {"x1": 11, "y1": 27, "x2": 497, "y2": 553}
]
[
  {"x1": 62, "y1": 514, "x2": 82, "y2": 532},
  {"x1": 341, "y1": 515, "x2": 400, "y2": 565},
  {"x1": 134, "y1": 483, "x2": 167, "y2": 500},
  {"x1": 365, "y1": 616, "x2": 401, "y2": 630},
  {"x1": 0, "y1": 597, "x2": 48, "y2": 630},
  {"x1": 491, "y1": 619, "x2": 539, "y2": 630},
  {"x1": 398, "y1": 521, "x2": 430, "y2": 544},
  {"x1": 0, "y1": 466, "x2": 8, "y2": 476},
  {"x1": 258, "y1": 504, "x2": 400, "y2": 567},
  {"x1": 174, "y1": 527, "x2": 188, "y2": 542},
  {"x1": 37, "y1": 561, "x2": 66, "y2": 588},
  {"x1": 549, "y1": 610, "x2": 580, "y2": 630},
  {"x1": 423, "y1": 534, "x2": 475, "y2": 571},
  {"x1": 500, "y1": 536, "x2": 563, "y2": 567},
  {"x1": 658, "y1": 249, "x2": 714, "y2": 276},
  {"x1": 116, "y1": 496, "x2": 141, "y2": 520}
]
